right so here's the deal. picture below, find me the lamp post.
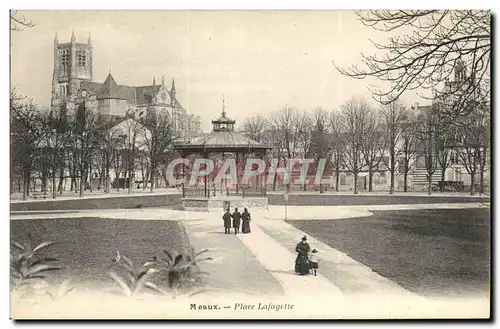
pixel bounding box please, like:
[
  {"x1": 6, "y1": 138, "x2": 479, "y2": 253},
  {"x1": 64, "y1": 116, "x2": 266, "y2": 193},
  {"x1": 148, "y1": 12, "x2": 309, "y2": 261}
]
[{"x1": 284, "y1": 191, "x2": 288, "y2": 220}]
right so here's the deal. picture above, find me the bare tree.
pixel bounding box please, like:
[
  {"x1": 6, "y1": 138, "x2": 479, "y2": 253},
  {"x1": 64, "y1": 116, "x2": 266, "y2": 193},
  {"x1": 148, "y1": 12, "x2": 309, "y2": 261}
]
[
  {"x1": 41, "y1": 111, "x2": 67, "y2": 199},
  {"x1": 340, "y1": 97, "x2": 371, "y2": 194},
  {"x1": 380, "y1": 101, "x2": 407, "y2": 194},
  {"x1": 10, "y1": 10, "x2": 35, "y2": 31},
  {"x1": 435, "y1": 127, "x2": 455, "y2": 192},
  {"x1": 335, "y1": 10, "x2": 490, "y2": 122},
  {"x1": 415, "y1": 106, "x2": 440, "y2": 195},
  {"x1": 71, "y1": 105, "x2": 100, "y2": 197},
  {"x1": 124, "y1": 116, "x2": 143, "y2": 193},
  {"x1": 310, "y1": 107, "x2": 331, "y2": 193},
  {"x1": 456, "y1": 107, "x2": 489, "y2": 195},
  {"x1": 400, "y1": 124, "x2": 418, "y2": 192},
  {"x1": 10, "y1": 89, "x2": 45, "y2": 200},
  {"x1": 361, "y1": 109, "x2": 385, "y2": 192},
  {"x1": 296, "y1": 110, "x2": 314, "y2": 191},
  {"x1": 242, "y1": 114, "x2": 269, "y2": 143},
  {"x1": 268, "y1": 105, "x2": 302, "y2": 192},
  {"x1": 139, "y1": 108, "x2": 174, "y2": 192},
  {"x1": 329, "y1": 111, "x2": 345, "y2": 192},
  {"x1": 95, "y1": 118, "x2": 126, "y2": 194}
]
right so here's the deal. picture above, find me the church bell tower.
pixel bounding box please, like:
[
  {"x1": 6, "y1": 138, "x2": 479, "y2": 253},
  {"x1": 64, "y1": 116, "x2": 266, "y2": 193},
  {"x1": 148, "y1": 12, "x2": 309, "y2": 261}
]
[{"x1": 51, "y1": 30, "x2": 93, "y2": 117}]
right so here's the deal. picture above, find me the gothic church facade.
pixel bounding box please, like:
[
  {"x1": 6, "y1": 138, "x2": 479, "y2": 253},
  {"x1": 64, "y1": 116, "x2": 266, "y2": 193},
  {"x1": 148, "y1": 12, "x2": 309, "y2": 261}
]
[{"x1": 50, "y1": 31, "x2": 201, "y2": 133}]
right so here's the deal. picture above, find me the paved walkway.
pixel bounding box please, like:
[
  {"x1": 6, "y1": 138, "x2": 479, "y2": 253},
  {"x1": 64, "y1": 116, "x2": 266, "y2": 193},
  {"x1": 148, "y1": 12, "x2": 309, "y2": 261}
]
[{"x1": 10, "y1": 202, "x2": 488, "y2": 301}]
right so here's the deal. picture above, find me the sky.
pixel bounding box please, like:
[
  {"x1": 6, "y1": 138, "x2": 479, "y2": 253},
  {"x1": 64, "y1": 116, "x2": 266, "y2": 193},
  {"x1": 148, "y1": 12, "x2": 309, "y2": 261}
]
[{"x1": 10, "y1": 10, "x2": 424, "y2": 132}]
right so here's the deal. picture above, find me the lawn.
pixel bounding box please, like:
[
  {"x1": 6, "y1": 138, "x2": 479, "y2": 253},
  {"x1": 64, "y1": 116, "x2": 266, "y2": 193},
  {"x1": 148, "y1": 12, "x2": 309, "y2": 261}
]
[
  {"x1": 288, "y1": 208, "x2": 491, "y2": 298},
  {"x1": 10, "y1": 218, "x2": 189, "y2": 291}
]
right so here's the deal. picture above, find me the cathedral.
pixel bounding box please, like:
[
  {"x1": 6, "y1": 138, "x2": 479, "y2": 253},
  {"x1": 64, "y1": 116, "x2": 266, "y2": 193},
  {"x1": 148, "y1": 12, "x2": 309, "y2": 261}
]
[{"x1": 50, "y1": 30, "x2": 201, "y2": 133}]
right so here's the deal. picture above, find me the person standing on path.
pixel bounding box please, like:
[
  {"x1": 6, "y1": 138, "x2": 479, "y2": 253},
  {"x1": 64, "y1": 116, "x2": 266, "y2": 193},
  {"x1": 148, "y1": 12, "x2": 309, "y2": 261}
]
[
  {"x1": 223, "y1": 210, "x2": 232, "y2": 234},
  {"x1": 241, "y1": 207, "x2": 251, "y2": 234},
  {"x1": 231, "y1": 207, "x2": 242, "y2": 235},
  {"x1": 295, "y1": 236, "x2": 311, "y2": 275}
]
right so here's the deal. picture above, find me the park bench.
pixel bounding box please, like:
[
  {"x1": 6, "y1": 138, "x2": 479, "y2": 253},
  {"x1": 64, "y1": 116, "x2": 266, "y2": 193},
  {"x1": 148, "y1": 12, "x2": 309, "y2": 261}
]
[{"x1": 32, "y1": 192, "x2": 47, "y2": 200}]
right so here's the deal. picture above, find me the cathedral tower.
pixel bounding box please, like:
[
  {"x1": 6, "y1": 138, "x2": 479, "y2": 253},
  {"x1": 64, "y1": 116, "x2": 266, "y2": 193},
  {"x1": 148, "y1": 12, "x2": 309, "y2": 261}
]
[{"x1": 51, "y1": 30, "x2": 93, "y2": 117}]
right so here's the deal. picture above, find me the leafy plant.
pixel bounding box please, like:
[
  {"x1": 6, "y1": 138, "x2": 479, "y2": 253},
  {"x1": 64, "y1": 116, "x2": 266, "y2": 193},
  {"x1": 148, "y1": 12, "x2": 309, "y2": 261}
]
[
  {"x1": 10, "y1": 235, "x2": 60, "y2": 295},
  {"x1": 152, "y1": 249, "x2": 212, "y2": 290},
  {"x1": 108, "y1": 252, "x2": 165, "y2": 297},
  {"x1": 45, "y1": 279, "x2": 75, "y2": 301}
]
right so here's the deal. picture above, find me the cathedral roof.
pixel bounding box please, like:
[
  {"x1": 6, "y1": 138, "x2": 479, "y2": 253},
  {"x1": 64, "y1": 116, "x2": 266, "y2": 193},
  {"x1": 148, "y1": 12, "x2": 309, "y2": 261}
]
[
  {"x1": 80, "y1": 81, "x2": 102, "y2": 95},
  {"x1": 134, "y1": 85, "x2": 161, "y2": 105},
  {"x1": 82, "y1": 75, "x2": 183, "y2": 107},
  {"x1": 97, "y1": 73, "x2": 125, "y2": 100}
]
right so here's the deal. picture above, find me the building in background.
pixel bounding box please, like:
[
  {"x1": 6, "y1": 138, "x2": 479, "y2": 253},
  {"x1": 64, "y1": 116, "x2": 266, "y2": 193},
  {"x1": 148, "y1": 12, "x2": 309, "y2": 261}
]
[{"x1": 50, "y1": 30, "x2": 202, "y2": 136}]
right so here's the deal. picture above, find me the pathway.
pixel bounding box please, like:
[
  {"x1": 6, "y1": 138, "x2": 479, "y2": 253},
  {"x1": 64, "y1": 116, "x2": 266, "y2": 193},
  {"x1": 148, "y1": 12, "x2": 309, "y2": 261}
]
[{"x1": 10, "y1": 202, "x2": 489, "y2": 304}]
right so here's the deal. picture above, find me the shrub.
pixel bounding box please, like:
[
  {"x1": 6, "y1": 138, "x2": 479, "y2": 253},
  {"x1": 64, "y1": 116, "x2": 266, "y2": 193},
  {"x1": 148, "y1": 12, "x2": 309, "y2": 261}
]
[
  {"x1": 108, "y1": 251, "x2": 166, "y2": 297},
  {"x1": 10, "y1": 234, "x2": 60, "y2": 296},
  {"x1": 151, "y1": 249, "x2": 212, "y2": 292},
  {"x1": 45, "y1": 279, "x2": 75, "y2": 301}
]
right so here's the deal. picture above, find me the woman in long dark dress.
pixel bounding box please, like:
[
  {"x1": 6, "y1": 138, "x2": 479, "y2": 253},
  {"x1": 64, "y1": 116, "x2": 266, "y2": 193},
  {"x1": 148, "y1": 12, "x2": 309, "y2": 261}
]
[
  {"x1": 241, "y1": 208, "x2": 251, "y2": 233},
  {"x1": 295, "y1": 236, "x2": 311, "y2": 275}
]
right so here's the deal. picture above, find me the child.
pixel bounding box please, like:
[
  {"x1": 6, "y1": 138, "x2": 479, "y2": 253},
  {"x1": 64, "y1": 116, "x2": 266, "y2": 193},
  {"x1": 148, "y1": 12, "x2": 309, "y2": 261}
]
[{"x1": 309, "y1": 249, "x2": 320, "y2": 276}]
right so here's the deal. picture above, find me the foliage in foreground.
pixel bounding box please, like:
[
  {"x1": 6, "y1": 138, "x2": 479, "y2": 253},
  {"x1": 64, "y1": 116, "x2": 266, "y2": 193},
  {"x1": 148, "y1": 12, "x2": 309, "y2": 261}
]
[
  {"x1": 10, "y1": 235, "x2": 61, "y2": 296},
  {"x1": 109, "y1": 248, "x2": 213, "y2": 298}
]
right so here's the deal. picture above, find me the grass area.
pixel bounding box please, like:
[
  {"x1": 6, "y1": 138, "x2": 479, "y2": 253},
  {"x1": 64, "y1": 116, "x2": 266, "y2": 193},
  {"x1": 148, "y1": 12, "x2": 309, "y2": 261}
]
[
  {"x1": 10, "y1": 218, "x2": 190, "y2": 290},
  {"x1": 288, "y1": 208, "x2": 490, "y2": 298}
]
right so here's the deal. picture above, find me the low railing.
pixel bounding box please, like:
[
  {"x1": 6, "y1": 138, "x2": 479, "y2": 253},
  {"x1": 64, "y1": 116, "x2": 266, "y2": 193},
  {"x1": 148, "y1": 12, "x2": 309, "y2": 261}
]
[{"x1": 182, "y1": 185, "x2": 266, "y2": 198}]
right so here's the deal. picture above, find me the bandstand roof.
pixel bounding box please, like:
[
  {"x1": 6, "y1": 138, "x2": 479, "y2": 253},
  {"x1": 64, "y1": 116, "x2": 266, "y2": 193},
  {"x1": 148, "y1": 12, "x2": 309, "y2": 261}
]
[
  {"x1": 174, "y1": 96, "x2": 272, "y2": 154},
  {"x1": 174, "y1": 130, "x2": 272, "y2": 153}
]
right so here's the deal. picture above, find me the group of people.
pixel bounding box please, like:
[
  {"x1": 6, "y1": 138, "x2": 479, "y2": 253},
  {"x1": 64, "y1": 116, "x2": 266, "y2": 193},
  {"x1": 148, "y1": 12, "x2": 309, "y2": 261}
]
[
  {"x1": 223, "y1": 207, "x2": 252, "y2": 234},
  {"x1": 222, "y1": 208, "x2": 317, "y2": 276}
]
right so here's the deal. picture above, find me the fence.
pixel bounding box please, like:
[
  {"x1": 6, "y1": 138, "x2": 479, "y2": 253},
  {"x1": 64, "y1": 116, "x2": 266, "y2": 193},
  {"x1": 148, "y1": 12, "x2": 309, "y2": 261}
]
[{"x1": 182, "y1": 185, "x2": 266, "y2": 198}]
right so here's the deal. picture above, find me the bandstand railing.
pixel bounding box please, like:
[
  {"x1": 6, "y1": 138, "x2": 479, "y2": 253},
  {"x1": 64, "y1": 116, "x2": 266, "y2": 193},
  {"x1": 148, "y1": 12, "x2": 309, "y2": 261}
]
[{"x1": 182, "y1": 185, "x2": 267, "y2": 198}]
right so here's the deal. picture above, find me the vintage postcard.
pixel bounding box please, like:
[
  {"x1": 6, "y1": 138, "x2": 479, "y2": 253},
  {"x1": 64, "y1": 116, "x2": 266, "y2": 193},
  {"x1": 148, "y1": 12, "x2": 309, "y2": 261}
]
[{"x1": 9, "y1": 10, "x2": 491, "y2": 320}]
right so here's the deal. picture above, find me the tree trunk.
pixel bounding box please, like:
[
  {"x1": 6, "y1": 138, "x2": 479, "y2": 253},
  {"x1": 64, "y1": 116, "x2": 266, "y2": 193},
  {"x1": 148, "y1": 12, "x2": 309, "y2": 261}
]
[
  {"x1": 26, "y1": 170, "x2": 32, "y2": 196},
  {"x1": 368, "y1": 168, "x2": 373, "y2": 192},
  {"x1": 273, "y1": 172, "x2": 277, "y2": 191},
  {"x1": 404, "y1": 171, "x2": 408, "y2": 192},
  {"x1": 58, "y1": 166, "x2": 64, "y2": 194},
  {"x1": 479, "y1": 169, "x2": 485, "y2": 194},
  {"x1": 52, "y1": 167, "x2": 57, "y2": 199},
  {"x1": 89, "y1": 161, "x2": 93, "y2": 193},
  {"x1": 70, "y1": 163, "x2": 75, "y2": 191},
  {"x1": 104, "y1": 160, "x2": 110, "y2": 194},
  {"x1": 163, "y1": 170, "x2": 168, "y2": 190},
  {"x1": 150, "y1": 163, "x2": 155, "y2": 193},
  {"x1": 128, "y1": 168, "x2": 133, "y2": 194},
  {"x1": 144, "y1": 170, "x2": 149, "y2": 190},
  {"x1": 440, "y1": 167, "x2": 446, "y2": 192},
  {"x1": 116, "y1": 172, "x2": 120, "y2": 192},
  {"x1": 41, "y1": 173, "x2": 47, "y2": 194},
  {"x1": 335, "y1": 169, "x2": 340, "y2": 191},
  {"x1": 22, "y1": 172, "x2": 28, "y2": 200},
  {"x1": 470, "y1": 172, "x2": 476, "y2": 196},
  {"x1": 353, "y1": 173, "x2": 358, "y2": 195},
  {"x1": 141, "y1": 168, "x2": 145, "y2": 190},
  {"x1": 389, "y1": 146, "x2": 395, "y2": 194},
  {"x1": 389, "y1": 169, "x2": 395, "y2": 194},
  {"x1": 79, "y1": 169, "x2": 85, "y2": 197},
  {"x1": 427, "y1": 174, "x2": 432, "y2": 195}
]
